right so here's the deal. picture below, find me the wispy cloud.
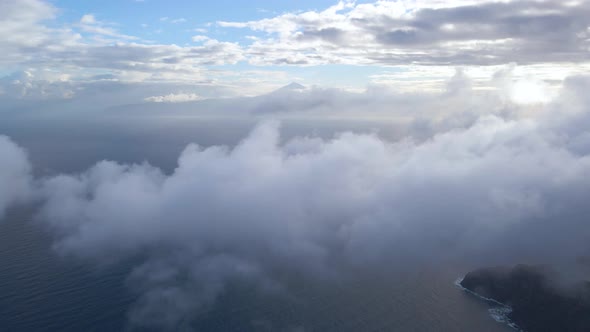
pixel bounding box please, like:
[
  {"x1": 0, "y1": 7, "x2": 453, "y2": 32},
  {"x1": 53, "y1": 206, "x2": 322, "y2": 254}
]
[{"x1": 78, "y1": 14, "x2": 138, "y2": 40}]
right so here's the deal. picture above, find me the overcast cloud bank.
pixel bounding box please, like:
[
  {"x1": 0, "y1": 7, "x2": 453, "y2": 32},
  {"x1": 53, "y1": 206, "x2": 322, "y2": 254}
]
[{"x1": 0, "y1": 75, "x2": 588, "y2": 328}]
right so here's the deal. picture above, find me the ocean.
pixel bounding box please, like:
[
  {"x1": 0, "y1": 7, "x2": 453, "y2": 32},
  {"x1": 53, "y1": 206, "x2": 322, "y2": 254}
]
[{"x1": 0, "y1": 213, "x2": 515, "y2": 331}]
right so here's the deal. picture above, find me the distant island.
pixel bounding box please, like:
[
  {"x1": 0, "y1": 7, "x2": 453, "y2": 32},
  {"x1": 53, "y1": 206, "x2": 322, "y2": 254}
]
[{"x1": 459, "y1": 265, "x2": 590, "y2": 332}]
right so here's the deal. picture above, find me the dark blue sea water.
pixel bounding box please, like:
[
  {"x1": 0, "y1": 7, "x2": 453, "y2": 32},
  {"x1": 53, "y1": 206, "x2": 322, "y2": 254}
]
[
  {"x1": 0, "y1": 116, "x2": 516, "y2": 331},
  {"x1": 0, "y1": 211, "x2": 514, "y2": 331}
]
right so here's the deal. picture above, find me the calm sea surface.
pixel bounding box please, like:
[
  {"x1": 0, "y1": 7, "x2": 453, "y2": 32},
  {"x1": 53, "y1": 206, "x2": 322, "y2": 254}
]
[{"x1": 0, "y1": 213, "x2": 514, "y2": 331}]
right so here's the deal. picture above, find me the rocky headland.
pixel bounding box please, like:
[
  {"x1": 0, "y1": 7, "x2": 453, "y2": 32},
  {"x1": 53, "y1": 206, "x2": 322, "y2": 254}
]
[{"x1": 460, "y1": 264, "x2": 590, "y2": 332}]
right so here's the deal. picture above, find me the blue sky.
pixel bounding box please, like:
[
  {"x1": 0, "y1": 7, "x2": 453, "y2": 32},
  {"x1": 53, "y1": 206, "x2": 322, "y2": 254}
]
[
  {"x1": 51, "y1": 0, "x2": 373, "y2": 44},
  {"x1": 52, "y1": 0, "x2": 351, "y2": 22}
]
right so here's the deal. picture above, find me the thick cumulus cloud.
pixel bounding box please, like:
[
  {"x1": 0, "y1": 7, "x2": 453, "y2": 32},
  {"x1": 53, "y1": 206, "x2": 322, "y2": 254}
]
[
  {"x1": 30, "y1": 77, "x2": 590, "y2": 328},
  {"x1": 0, "y1": 136, "x2": 32, "y2": 218}
]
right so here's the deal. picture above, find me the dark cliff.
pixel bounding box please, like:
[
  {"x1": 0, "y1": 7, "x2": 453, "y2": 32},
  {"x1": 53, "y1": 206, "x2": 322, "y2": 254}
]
[{"x1": 461, "y1": 265, "x2": 590, "y2": 332}]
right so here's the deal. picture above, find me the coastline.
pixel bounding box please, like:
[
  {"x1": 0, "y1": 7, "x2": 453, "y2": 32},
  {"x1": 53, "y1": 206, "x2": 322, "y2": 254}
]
[{"x1": 454, "y1": 277, "x2": 523, "y2": 331}]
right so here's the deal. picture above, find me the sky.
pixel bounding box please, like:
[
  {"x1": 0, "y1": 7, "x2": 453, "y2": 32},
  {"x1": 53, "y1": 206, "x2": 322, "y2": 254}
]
[
  {"x1": 2, "y1": 0, "x2": 590, "y2": 330},
  {"x1": 2, "y1": 0, "x2": 590, "y2": 101}
]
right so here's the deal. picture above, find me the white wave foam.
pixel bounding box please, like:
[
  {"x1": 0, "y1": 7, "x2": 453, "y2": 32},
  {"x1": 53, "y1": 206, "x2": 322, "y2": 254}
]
[{"x1": 454, "y1": 276, "x2": 523, "y2": 331}]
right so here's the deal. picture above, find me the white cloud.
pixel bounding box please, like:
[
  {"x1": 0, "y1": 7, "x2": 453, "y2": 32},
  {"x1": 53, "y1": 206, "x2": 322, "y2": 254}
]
[
  {"x1": 1, "y1": 69, "x2": 590, "y2": 327},
  {"x1": 219, "y1": 0, "x2": 590, "y2": 66},
  {"x1": 0, "y1": 70, "x2": 76, "y2": 99},
  {"x1": 0, "y1": 0, "x2": 245, "y2": 88},
  {"x1": 144, "y1": 93, "x2": 202, "y2": 103},
  {"x1": 26, "y1": 75, "x2": 590, "y2": 328},
  {"x1": 0, "y1": 136, "x2": 32, "y2": 218},
  {"x1": 78, "y1": 14, "x2": 138, "y2": 41},
  {"x1": 170, "y1": 18, "x2": 187, "y2": 24},
  {"x1": 0, "y1": 0, "x2": 78, "y2": 65},
  {"x1": 3, "y1": 0, "x2": 589, "y2": 100},
  {"x1": 192, "y1": 35, "x2": 209, "y2": 42},
  {"x1": 80, "y1": 14, "x2": 96, "y2": 24}
]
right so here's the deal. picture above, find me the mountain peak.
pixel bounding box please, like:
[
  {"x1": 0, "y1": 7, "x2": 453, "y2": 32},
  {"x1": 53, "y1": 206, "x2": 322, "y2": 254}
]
[{"x1": 280, "y1": 82, "x2": 306, "y2": 91}]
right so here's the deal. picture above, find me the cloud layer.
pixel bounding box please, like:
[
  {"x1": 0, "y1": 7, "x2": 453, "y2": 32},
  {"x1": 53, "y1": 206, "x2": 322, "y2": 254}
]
[
  {"x1": 1, "y1": 72, "x2": 589, "y2": 328},
  {"x1": 1, "y1": 0, "x2": 244, "y2": 96},
  {"x1": 2, "y1": 0, "x2": 589, "y2": 101},
  {"x1": 4, "y1": 75, "x2": 582, "y2": 328}
]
